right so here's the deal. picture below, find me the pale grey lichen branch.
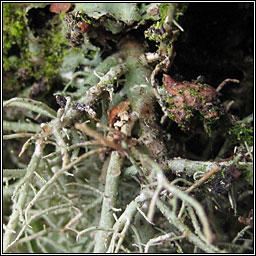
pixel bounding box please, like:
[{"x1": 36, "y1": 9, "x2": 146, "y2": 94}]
[
  {"x1": 3, "y1": 97, "x2": 57, "y2": 119},
  {"x1": 93, "y1": 151, "x2": 123, "y2": 253},
  {"x1": 156, "y1": 200, "x2": 222, "y2": 253},
  {"x1": 3, "y1": 8, "x2": 250, "y2": 252},
  {"x1": 166, "y1": 158, "x2": 233, "y2": 177},
  {"x1": 24, "y1": 147, "x2": 106, "y2": 226},
  {"x1": 17, "y1": 227, "x2": 55, "y2": 245},
  {"x1": 3, "y1": 140, "x2": 44, "y2": 253},
  {"x1": 106, "y1": 194, "x2": 145, "y2": 253},
  {"x1": 3, "y1": 169, "x2": 27, "y2": 179},
  {"x1": 137, "y1": 153, "x2": 219, "y2": 251},
  {"x1": 77, "y1": 63, "x2": 127, "y2": 118},
  {"x1": 187, "y1": 205, "x2": 210, "y2": 243},
  {"x1": 7, "y1": 203, "x2": 71, "y2": 252},
  {"x1": 3, "y1": 121, "x2": 41, "y2": 133},
  {"x1": 52, "y1": 121, "x2": 70, "y2": 168},
  {"x1": 3, "y1": 133, "x2": 36, "y2": 140},
  {"x1": 144, "y1": 233, "x2": 185, "y2": 253},
  {"x1": 113, "y1": 217, "x2": 131, "y2": 253},
  {"x1": 93, "y1": 120, "x2": 133, "y2": 253}
]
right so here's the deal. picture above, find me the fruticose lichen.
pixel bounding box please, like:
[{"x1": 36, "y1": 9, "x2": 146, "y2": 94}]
[{"x1": 3, "y1": 3, "x2": 253, "y2": 254}]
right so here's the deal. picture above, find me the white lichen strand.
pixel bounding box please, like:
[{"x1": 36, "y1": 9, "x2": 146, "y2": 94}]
[
  {"x1": 76, "y1": 63, "x2": 127, "y2": 118},
  {"x1": 3, "y1": 141, "x2": 44, "y2": 253}
]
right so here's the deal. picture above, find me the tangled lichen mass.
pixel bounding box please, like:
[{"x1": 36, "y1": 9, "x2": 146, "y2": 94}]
[{"x1": 3, "y1": 3, "x2": 253, "y2": 254}]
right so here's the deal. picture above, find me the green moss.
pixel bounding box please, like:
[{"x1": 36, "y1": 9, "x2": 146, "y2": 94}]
[
  {"x1": 3, "y1": 3, "x2": 69, "y2": 99},
  {"x1": 243, "y1": 166, "x2": 253, "y2": 185},
  {"x1": 228, "y1": 122, "x2": 253, "y2": 146},
  {"x1": 209, "y1": 173, "x2": 217, "y2": 181},
  {"x1": 165, "y1": 96, "x2": 175, "y2": 105},
  {"x1": 185, "y1": 109, "x2": 192, "y2": 119},
  {"x1": 175, "y1": 3, "x2": 188, "y2": 21},
  {"x1": 168, "y1": 113, "x2": 175, "y2": 120},
  {"x1": 202, "y1": 114, "x2": 220, "y2": 137},
  {"x1": 3, "y1": 4, "x2": 29, "y2": 73},
  {"x1": 154, "y1": 3, "x2": 169, "y2": 30},
  {"x1": 35, "y1": 22, "x2": 69, "y2": 82},
  {"x1": 144, "y1": 4, "x2": 174, "y2": 43},
  {"x1": 187, "y1": 87, "x2": 206, "y2": 103},
  {"x1": 3, "y1": 4, "x2": 28, "y2": 54},
  {"x1": 160, "y1": 4, "x2": 170, "y2": 19},
  {"x1": 221, "y1": 167, "x2": 226, "y2": 178},
  {"x1": 137, "y1": 126, "x2": 143, "y2": 137}
]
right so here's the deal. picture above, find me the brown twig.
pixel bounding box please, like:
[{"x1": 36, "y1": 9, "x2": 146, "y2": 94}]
[
  {"x1": 185, "y1": 166, "x2": 220, "y2": 193},
  {"x1": 216, "y1": 78, "x2": 240, "y2": 93},
  {"x1": 75, "y1": 122, "x2": 122, "y2": 151}
]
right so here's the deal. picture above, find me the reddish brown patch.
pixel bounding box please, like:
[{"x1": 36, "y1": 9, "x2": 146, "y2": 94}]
[
  {"x1": 50, "y1": 3, "x2": 71, "y2": 14},
  {"x1": 204, "y1": 112, "x2": 218, "y2": 119},
  {"x1": 108, "y1": 99, "x2": 130, "y2": 127},
  {"x1": 140, "y1": 102, "x2": 154, "y2": 118},
  {"x1": 77, "y1": 21, "x2": 90, "y2": 34},
  {"x1": 163, "y1": 74, "x2": 220, "y2": 126},
  {"x1": 163, "y1": 74, "x2": 180, "y2": 95},
  {"x1": 238, "y1": 209, "x2": 253, "y2": 227}
]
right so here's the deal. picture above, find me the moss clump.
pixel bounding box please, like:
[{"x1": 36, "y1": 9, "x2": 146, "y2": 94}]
[
  {"x1": 144, "y1": 4, "x2": 176, "y2": 44},
  {"x1": 3, "y1": 3, "x2": 30, "y2": 98},
  {"x1": 3, "y1": 3, "x2": 69, "y2": 99},
  {"x1": 33, "y1": 19, "x2": 69, "y2": 81},
  {"x1": 202, "y1": 114, "x2": 220, "y2": 137},
  {"x1": 228, "y1": 122, "x2": 253, "y2": 146},
  {"x1": 3, "y1": 4, "x2": 28, "y2": 62},
  {"x1": 187, "y1": 87, "x2": 206, "y2": 103}
]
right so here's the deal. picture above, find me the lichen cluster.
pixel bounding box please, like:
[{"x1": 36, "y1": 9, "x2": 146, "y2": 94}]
[{"x1": 3, "y1": 3, "x2": 253, "y2": 254}]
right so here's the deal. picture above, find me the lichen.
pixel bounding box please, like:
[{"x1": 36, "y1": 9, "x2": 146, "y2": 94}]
[{"x1": 3, "y1": 3, "x2": 253, "y2": 254}]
